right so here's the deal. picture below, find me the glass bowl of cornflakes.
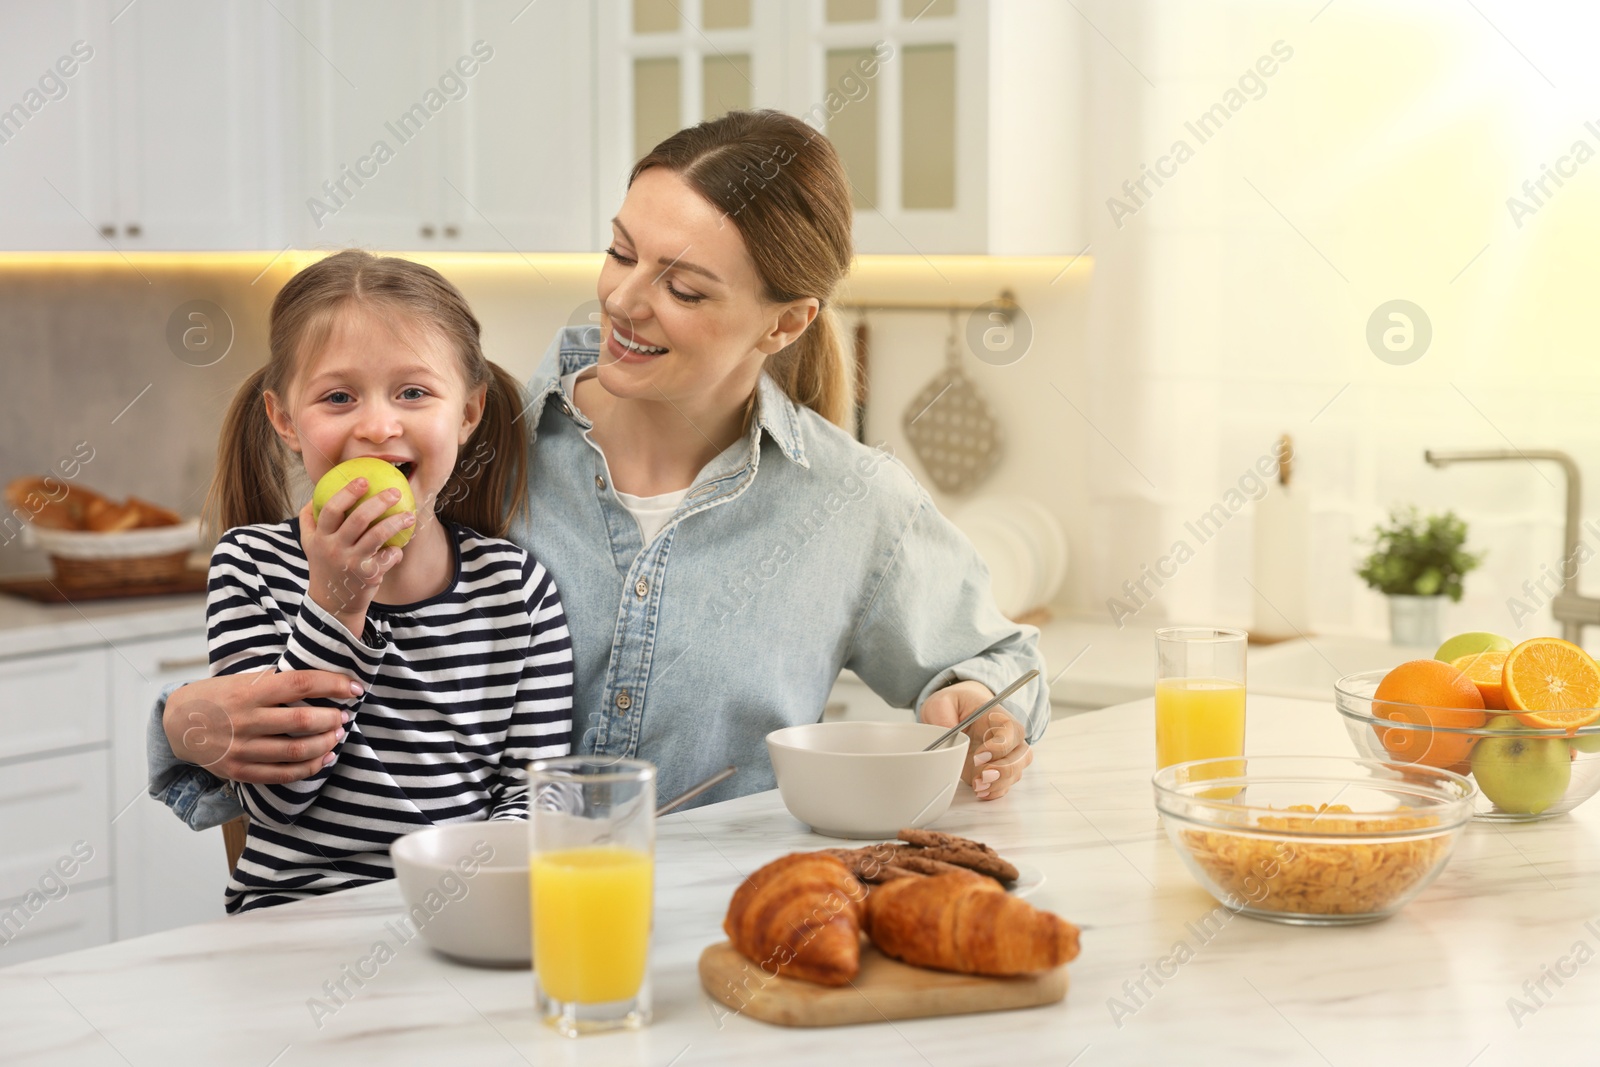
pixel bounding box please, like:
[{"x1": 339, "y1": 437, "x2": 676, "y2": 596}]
[{"x1": 1153, "y1": 756, "x2": 1475, "y2": 925}]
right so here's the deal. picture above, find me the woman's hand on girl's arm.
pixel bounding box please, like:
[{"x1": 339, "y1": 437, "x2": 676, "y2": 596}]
[
  {"x1": 918, "y1": 680, "x2": 1035, "y2": 801},
  {"x1": 163, "y1": 671, "x2": 358, "y2": 785}
]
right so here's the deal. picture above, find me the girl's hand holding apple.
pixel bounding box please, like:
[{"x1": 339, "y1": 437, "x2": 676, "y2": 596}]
[{"x1": 301, "y1": 475, "x2": 416, "y2": 635}]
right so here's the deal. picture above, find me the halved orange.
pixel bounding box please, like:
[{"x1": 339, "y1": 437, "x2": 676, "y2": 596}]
[
  {"x1": 1502, "y1": 637, "x2": 1600, "y2": 731},
  {"x1": 1451, "y1": 650, "x2": 1509, "y2": 710}
]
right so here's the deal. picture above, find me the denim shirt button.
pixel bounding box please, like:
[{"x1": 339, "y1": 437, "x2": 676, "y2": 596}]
[
  {"x1": 635, "y1": 578, "x2": 648, "y2": 598},
  {"x1": 616, "y1": 689, "x2": 632, "y2": 710},
  {"x1": 595, "y1": 475, "x2": 606, "y2": 490}
]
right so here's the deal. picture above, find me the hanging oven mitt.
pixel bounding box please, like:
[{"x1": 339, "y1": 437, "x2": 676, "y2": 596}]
[{"x1": 901, "y1": 326, "x2": 1002, "y2": 494}]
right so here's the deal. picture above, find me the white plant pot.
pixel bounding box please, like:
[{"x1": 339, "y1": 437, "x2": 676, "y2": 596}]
[{"x1": 1388, "y1": 594, "x2": 1444, "y2": 648}]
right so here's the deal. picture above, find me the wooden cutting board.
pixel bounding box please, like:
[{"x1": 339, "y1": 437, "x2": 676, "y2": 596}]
[{"x1": 698, "y1": 941, "x2": 1067, "y2": 1027}]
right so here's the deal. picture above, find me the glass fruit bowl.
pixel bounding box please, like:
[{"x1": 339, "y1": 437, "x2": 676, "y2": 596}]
[
  {"x1": 1153, "y1": 755, "x2": 1474, "y2": 925},
  {"x1": 1336, "y1": 669, "x2": 1600, "y2": 822}
]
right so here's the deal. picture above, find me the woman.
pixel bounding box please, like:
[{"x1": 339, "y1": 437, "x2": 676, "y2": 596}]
[{"x1": 149, "y1": 110, "x2": 1046, "y2": 827}]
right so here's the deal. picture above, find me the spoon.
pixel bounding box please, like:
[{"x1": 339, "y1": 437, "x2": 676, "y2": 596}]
[
  {"x1": 656, "y1": 765, "x2": 736, "y2": 817},
  {"x1": 922, "y1": 670, "x2": 1041, "y2": 752}
]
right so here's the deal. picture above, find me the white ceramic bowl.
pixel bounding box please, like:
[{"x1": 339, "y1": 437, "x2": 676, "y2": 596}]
[
  {"x1": 765, "y1": 721, "x2": 970, "y2": 839},
  {"x1": 390, "y1": 820, "x2": 530, "y2": 967}
]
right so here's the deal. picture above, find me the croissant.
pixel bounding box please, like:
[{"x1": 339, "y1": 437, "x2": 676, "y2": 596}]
[
  {"x1": 723, "y1": 852, "x2": 866, "y2": 986},
  {"x1": 865, "y1": 870, "x2": 1081, "y2": 976},
  {"x1": 4, "y1": 477, "x2": 106, "y2": 531}
]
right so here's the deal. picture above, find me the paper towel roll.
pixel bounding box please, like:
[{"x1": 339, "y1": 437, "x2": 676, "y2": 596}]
[{"x1": 1252, "y1": 484, "x2": 1311, "y2": 639}]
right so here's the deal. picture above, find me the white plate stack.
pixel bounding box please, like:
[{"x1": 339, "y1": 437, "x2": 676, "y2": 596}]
[{"x1": 950, "y1": 496, "x2": 1068, "y2": 619}]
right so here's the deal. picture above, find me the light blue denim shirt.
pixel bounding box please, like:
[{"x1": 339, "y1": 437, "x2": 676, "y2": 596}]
[{"x1": 148, "y1": 326, "x2": 1049, "y2": 825}]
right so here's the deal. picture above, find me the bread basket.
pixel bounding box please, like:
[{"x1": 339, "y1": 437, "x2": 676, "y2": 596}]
[{"x1": 23, "y1": 521, "x2": 201, "y2": 588}]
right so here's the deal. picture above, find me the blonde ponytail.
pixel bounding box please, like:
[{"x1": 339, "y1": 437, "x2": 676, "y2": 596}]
[{"x1": 769, "y1": 304, "x2": 855, "y2": 430}]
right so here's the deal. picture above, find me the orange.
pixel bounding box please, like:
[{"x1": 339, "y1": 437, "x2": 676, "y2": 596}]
[
  {"x1": 1502, "y1": 637, "x2": 1600, "y2": 731},
  {"x1": 1372, "y1": 659, "x2": 1487, "y2": 768},
  {"x1": 1451, "y1": 650, "x2": 1510, "y2": 710}
]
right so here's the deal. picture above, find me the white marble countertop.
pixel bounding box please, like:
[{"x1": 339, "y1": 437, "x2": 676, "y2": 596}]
[
  {"x1": 0, "y1": 590, "x2": 205, "y2": 659},
  {"x1": 7, "y1": 692, "x2": 1596, "y2": 1066}
]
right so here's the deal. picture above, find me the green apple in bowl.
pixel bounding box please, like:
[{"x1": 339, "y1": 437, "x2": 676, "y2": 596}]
[
  {"x1": 1471, "y1": 714, "x2": 1572, "y2": 815},
  {"x1": 1435, "y1": 632, "x2": 1513, "y2": 664},
  {"x1": 311, "y1": 457, "x2": 416, "y2": 548}
]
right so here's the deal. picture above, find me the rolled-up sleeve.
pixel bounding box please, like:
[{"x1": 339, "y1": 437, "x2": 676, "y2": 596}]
[
  {"x1": 147, "y1": 682, "x2": 246, "y2": 830},
  {"x1": 843, "y1": 495, "x2": 1051, "y2": 742}
]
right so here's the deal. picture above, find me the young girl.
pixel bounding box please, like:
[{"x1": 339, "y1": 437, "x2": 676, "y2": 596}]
[{"x1": 204, "y1": 249, "x2": 573, "y2": 913}]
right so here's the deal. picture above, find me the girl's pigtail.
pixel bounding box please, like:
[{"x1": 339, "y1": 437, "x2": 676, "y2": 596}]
[
  {"x1": 204, "y1": 365, "x2": 292, "y2": 541},
  {"x1": 436, "y1": 362, "x2": 530, "y2": 540}
]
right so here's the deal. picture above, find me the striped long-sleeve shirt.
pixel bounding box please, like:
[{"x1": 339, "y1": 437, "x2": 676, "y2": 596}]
[{"x1": 205, "y1": 518, "x2": 573, "y2": 913}]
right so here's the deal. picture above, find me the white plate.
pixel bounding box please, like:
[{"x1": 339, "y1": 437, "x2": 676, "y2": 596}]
[
  {"x1": 951, "y1": 510, "x2": 1036, "y2": 618},
  {"x1": 1008, "y1": 862, "x2": 1045, "y2": 899},
  {"x1": 1006, "y1": 498, "x2": 1068, "y2": 605}
]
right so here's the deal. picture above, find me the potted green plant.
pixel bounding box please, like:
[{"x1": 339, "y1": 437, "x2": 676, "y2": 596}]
[{"x1": 1357, "y1": 507, "x2": 1483, "y2": 647}]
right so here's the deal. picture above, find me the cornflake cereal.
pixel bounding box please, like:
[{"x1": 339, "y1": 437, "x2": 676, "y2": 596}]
[{"x1": 1180, "y1": 803, "x2": 1449, "y2": 916}]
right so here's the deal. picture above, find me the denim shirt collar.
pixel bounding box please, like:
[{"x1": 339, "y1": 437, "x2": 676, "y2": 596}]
[{"x1": 524, "y1": 326, "x2": 810, "y2": 470}]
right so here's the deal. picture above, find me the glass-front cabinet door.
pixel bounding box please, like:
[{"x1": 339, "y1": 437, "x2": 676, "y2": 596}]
[{"x1": 595, "y1": 0, "x2": 984, "y2": 253}]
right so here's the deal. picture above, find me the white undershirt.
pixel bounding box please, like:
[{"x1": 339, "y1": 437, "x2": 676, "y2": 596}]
[{"x1": 560, "y1": 370, "x2": 691, "y2": 546}]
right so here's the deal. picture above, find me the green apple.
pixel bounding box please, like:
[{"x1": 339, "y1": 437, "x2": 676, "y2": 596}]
[
  {"x1": 1435, "y1": 631, "x2": 1514, "y2": 663},
  {"x1": 1571, "y1": 734, "x2": 1600, "y2": 754},
  {"x1": 311, "y1": 457, "x2": 416, "y2": 548},
  {"x1": 1471, "y1": 714, "x2": 1572, "y2": 815}
]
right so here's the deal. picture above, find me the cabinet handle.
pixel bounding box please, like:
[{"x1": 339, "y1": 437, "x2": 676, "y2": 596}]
[
  {"x1": 125, "y1": 223, "x2": 142, "y2": 237},
  {"x1": 99, "y1": 224, "x2": 115, "y2": 238},
  {"x1": 156, "y1": 655, "x2": 210, "y2": 672},
  {"x1": 444, "y1": 225, "x2": 459, "y2": 238},
  {"x1": 420, "y1": 224, "x2": 436, "y2": 238}
]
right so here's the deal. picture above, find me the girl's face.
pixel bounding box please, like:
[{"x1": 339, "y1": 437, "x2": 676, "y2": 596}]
[
  {"x1": 595, "y1": 167, "x2": 817, "y2": 412},
  {"x1": 263, "y1": 305, "x2": 485, "y2": 518}
]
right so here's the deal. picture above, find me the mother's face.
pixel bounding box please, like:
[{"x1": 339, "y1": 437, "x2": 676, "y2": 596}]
[{"x1": 595, "y1": 167, "x2": 816, "y2": 411}]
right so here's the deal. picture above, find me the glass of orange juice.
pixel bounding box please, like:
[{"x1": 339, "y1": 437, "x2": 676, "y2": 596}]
[
  {"x1": 529, "y1": 757, "x2": 655, "y2": 1037},
  {"x1": 1155, "y1": 628, "x2": 1247, "y2": 795}
]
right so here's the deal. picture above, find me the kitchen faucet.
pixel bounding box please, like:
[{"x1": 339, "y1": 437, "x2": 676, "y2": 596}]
[{"x1": 1424, "y1": 448, "x2": 1600, "y2": 643}]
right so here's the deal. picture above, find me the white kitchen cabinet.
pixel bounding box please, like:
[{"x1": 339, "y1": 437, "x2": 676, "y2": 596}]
[
  {"x1": 290, "y1": 0, "x2": 452, "y2": 249},
  {"x1": 105, "y1": 0, "x2": 284, "y2": 249},
  {"x1": 595, "y1": 0, "x2": 788, "y2": 222},
  {"x1": 0, "y1": 2, "x2": 114, "y2": 250},
  {"x1": 0, "y1": 750, "x2": 113, "y2": 965},
  {"x1": 0, "y1": 615, "x2": 224, "y2": 959},
  {"x1": 291, "y1": 0, "x2": 596, "y2": 252},
  {"x1": 0, "y1": 886, "x2": 113, "y2": 966},
  {"x1": 596, "y1": 0, "x2": 1084, "y2": 254},
  {"x1": 0, "y1": 0, "x2": 282, "y2": 251},
  {"x1": 109, "y1": 631, "x2": 227, "y2": 940},
  {"x1": 0, "y1": 646, "x2": 110, "y2": 761},
  {"x1": 440, "y1": 0, "x2": 597, "y2": 252},
  {"x1": 0, "y1": 749, "x2": 112, "y2": 901}
]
